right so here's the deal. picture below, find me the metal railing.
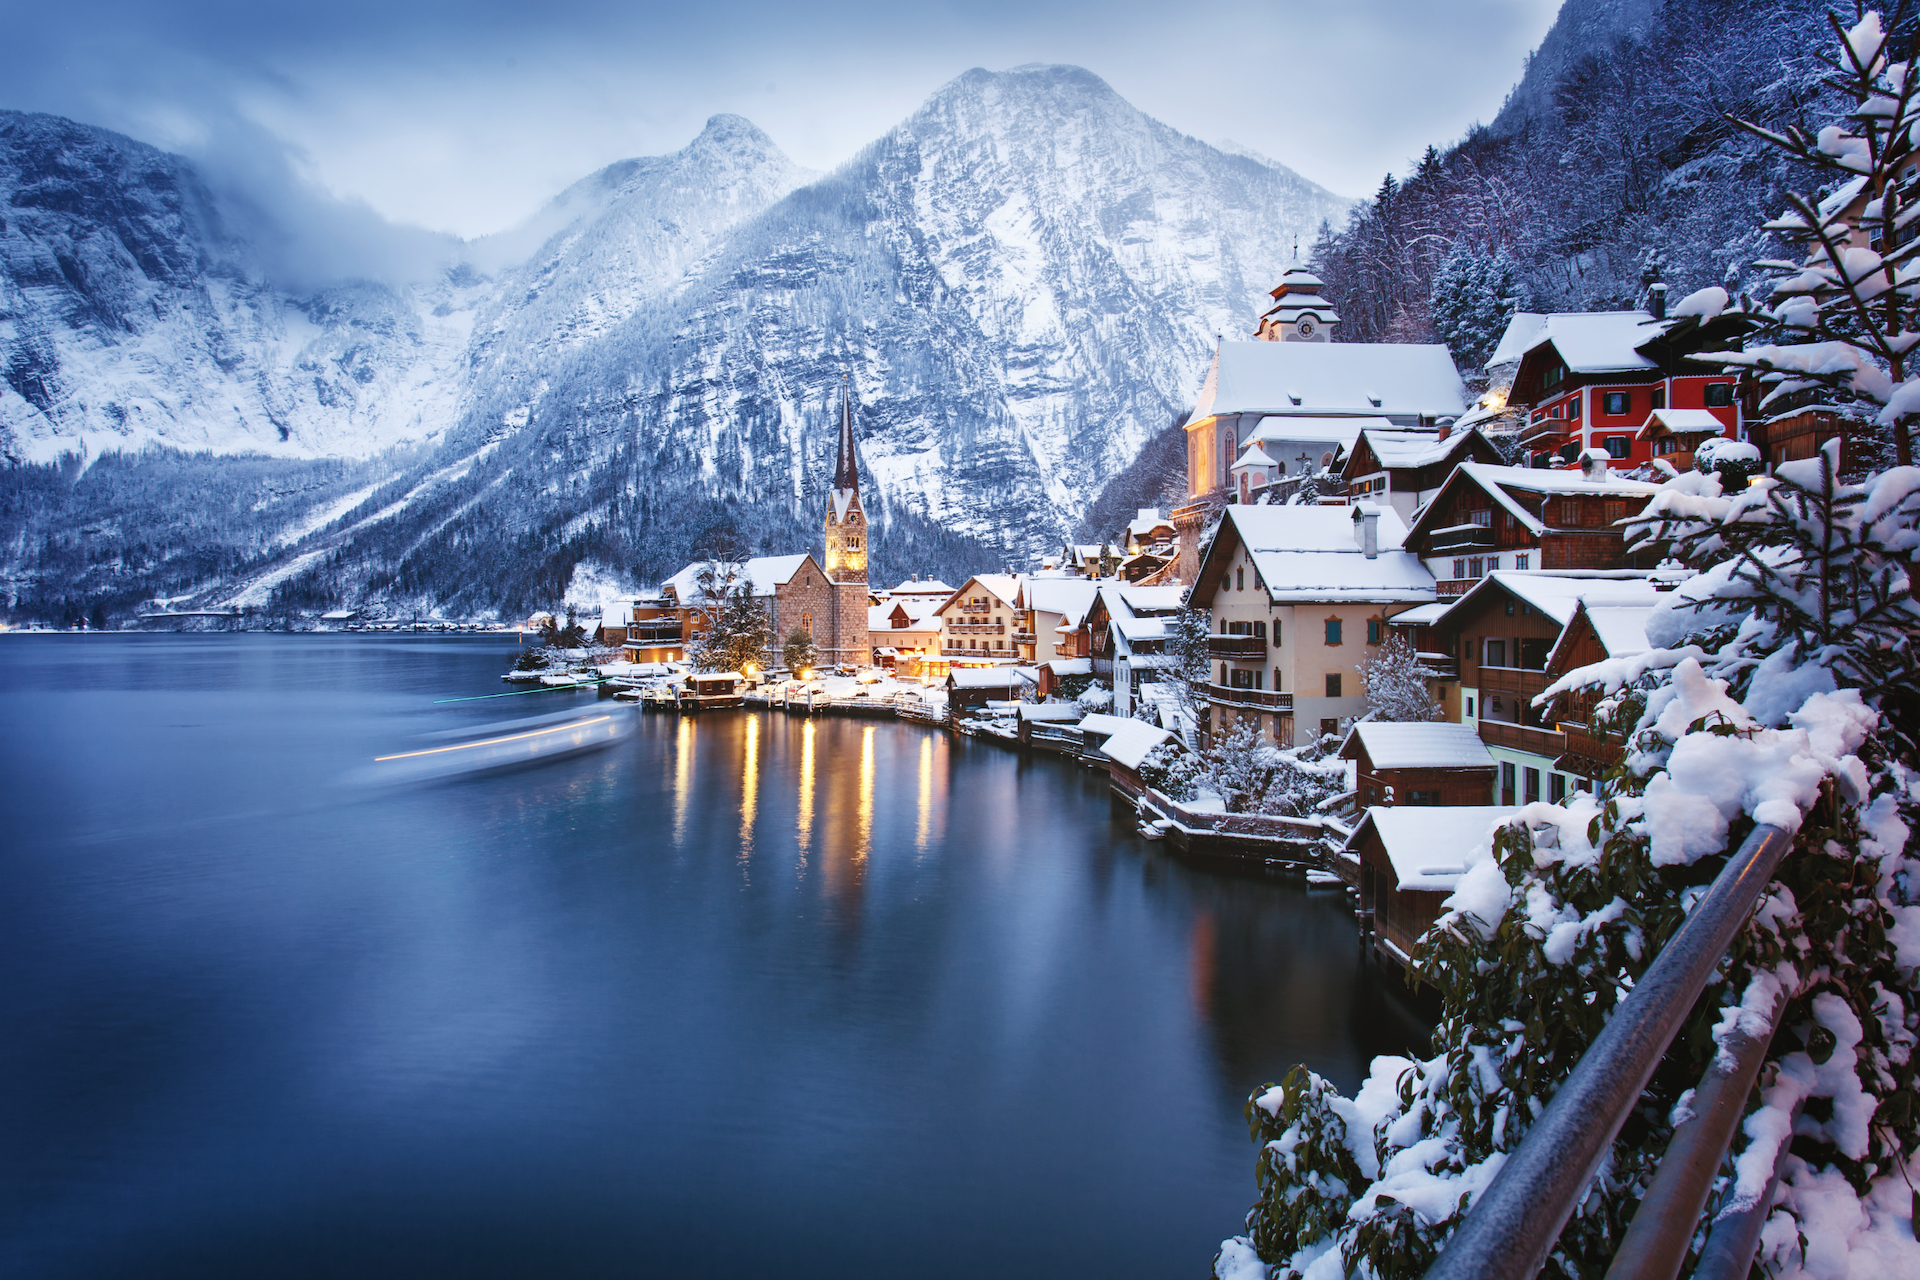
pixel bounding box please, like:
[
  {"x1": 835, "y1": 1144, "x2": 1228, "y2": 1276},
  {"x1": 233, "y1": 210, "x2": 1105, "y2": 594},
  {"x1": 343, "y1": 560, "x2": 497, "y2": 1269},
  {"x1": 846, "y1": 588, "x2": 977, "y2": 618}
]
[{"x1": 1422, "y1": 822, "x2": 1794, "y2": 1280}]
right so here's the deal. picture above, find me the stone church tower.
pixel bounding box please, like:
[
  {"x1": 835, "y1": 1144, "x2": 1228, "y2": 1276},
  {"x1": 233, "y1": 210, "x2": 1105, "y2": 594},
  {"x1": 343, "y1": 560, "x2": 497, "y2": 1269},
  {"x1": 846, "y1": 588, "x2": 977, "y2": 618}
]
[{"x1": 822, "y1": 386, "x2": 871, "y2": 669}]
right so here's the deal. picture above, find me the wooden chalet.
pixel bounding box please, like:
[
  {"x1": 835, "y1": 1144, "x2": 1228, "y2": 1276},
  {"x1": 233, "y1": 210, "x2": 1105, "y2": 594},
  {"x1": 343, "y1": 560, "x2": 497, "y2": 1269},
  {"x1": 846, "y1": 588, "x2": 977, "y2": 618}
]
[
  {"x1": 1402, "y1": 458, "x2": 1664, "y2": 598},
  {"x1": 1539, "y1": 595, "x2": 1661, "y2": 781},
  {"x1": 1351, "y1": 806, "x2": 1509, "y2": 968},
  {"x1": 1341, "y1": 425, "x2": 1504, "y2": 526},
  {"x1": 1339, "y1": 721, "x2": 1495, "y2": 809}
]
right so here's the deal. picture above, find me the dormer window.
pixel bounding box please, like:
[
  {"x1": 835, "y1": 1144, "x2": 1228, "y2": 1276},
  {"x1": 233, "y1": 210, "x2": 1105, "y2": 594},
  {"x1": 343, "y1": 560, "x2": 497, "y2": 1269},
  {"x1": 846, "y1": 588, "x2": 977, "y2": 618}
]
[{"x1": 1545, "y1": 362, "x2": 1566, "y2": 388}]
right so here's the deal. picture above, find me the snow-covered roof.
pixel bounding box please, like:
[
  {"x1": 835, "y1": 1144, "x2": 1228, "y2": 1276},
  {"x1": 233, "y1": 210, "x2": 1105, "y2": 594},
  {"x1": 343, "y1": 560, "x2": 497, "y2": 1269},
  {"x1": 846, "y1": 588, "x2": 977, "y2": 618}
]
[
  {"x1": 600, "y1": 602, "x2": 633, "y2": 627},
  {"x1": 1416, "y1": 463, "x2": 1664, "y2": 539},
  {"x1": 1638, "y1": 408, "x2": 1728, "y2": 439},
  {"x1": 1113, "y1": 616, "x2": 1169, "y2": 642},
  {"x1": 1017, "y1": 703, "x2": 1084, "y2": 722},
  {"x1": 892, "y1": 578, "x2": 956, "y2": 595},
  {"x1": 663, "y1": 554, "x2": 813, "y2": 602},
  {"x1": 1351, "y1": 426, "x2": 1486, "y2": 471},
  {"x1": 1187, "y1": 341, "x2": 1468, "y2": 424},
  {"x1": 1386, "y1": 602, "x2": 1450, "y2": 626},
  {"x1": 1102, "y1": 721, "x2": 1174, "y2": 771},
  {"x1": 946, "y1": 573, "x2": 1023, "y2": 611},
  {"x1": 1544, "y1": 598, "x2": 1658, "y2": 673},
  {"x1": 949, "y1": 667, "x2": 1027, "y2": 689},
  {"x1": 1516, "y1": 311, "x2": 1663, "y2": 374},
  {"x1": 1349, "y1": 806, "x2": 1511, "y2": 891},
  {"x1": 1233, "y1": 445, "x2": 1279, "y2": 470},
  {"x1": 1025, "y1": 577, "x2": 1099, "y2": 625},
  {"x1": 1485, "y1": 312, "x2": 1548, "y2": 369},
  {"x1": 1076, "y1": 713, "x2": 1133, "y2": 737},
  {"x1": 1112, "y1": 584, "x2": 1186, "y2": 613},
  {"x1": 1044, "y1": 657, "x2": 1093, "y2": 675},
  {"x1": 1342, "y1": 722, "x2": 1494, "y2": 771},
  {"x1": 1128, "y1": 508, "x2": 1172, "y2": 534},
  {"x1": 1438, "y1": 570, "x2": 1669, "y2": 629},
  {"x1": 1217, "y1": 504, "x2": 1435, "y2": 604}
]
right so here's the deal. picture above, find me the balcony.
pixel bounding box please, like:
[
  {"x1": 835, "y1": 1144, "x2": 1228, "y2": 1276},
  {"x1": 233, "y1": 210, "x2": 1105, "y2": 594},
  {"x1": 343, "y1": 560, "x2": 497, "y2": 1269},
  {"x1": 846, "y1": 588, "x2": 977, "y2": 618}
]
[
  {"x1": 625, "y1": 624, "x2": 686, "y2": 644},
  {"x1": 941, "y1": 646, "x2": 1011, "y2": 657},
  {"x1": 1477, "y1": 718, "x2": 1566, "y2": 758},
  {"x1": 1427, "y1": 522, "x2": 1495, "y2": 554},
  {"x1": 1415, "y1": 653, "x2": 1459, "y2": 680},
  {"x1": 958, "y1": 602, "x2": 993, "y2": 614},
  {"x1": 1556, "y1": 723, "x2": 1624, "y2": 777},
  {"x1": 1208, "y1": 684, "x2": 1293, "y2": 712},
  {"x1": 1478, "y1": 665, "x2": 1551, "y2": 698},
  {"x1": 1010, "y1": 630, "x2": 1036, "y2": 644},
  {"x1": 1208, "y1": 634, "x2": 1267, "y2": 659},
  {"x1": 948, "y1": 622, "x2": 1004, "y2": 635},
  {"x1": 1436, "y1": 578, "x2": 1476, "y2": 598}
]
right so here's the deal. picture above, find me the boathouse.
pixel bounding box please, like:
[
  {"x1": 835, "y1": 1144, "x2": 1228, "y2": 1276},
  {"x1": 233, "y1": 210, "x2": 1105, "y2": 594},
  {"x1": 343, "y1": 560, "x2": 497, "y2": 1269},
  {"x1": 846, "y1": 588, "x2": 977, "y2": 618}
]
[
  {"x1": 1339, "y1": 721, "x2": 1496, "y2": 808},
  {"x1": 1350, "y1": 805, "x2": 1509, "y2": 968}
]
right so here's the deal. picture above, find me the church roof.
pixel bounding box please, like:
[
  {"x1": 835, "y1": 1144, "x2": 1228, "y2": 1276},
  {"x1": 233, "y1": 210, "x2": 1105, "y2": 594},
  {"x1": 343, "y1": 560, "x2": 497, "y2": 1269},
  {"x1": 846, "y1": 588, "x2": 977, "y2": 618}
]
[
  {"x1": 1188, "y1": 342, "x2": 1468, "y2": 424},
  {"x1": 833, "y1": 385, "x2": 860, "y2": 492}
]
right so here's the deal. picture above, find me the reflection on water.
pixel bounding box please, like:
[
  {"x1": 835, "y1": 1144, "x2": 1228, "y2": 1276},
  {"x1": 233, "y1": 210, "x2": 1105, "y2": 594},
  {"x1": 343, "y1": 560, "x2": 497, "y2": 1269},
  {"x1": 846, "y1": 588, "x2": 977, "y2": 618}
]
[{"x1": 0, "y1": 635, "x2": 1427, "y2": 1280}]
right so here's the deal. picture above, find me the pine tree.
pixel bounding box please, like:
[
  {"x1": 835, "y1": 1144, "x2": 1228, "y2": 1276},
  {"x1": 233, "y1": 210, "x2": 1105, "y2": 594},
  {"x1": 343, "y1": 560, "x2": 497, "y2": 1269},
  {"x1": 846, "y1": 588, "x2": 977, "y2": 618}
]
[{"x1": 782, "y1": 628, "x2": 820, "y2": 675}]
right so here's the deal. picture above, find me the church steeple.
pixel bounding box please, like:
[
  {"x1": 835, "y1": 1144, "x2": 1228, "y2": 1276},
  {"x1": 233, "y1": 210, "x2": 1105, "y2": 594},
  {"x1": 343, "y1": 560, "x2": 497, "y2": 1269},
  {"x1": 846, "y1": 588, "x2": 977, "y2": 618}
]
[{"x1": 833, "y1": 380, "x2": 860, "y2": 494}]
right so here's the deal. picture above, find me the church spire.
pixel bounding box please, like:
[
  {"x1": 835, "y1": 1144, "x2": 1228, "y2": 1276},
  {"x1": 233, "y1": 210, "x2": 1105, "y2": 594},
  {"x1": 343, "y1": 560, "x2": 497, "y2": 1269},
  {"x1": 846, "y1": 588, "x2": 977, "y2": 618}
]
[{"x1": 834, "y1": 378, "x2": 859, "y2": 493}]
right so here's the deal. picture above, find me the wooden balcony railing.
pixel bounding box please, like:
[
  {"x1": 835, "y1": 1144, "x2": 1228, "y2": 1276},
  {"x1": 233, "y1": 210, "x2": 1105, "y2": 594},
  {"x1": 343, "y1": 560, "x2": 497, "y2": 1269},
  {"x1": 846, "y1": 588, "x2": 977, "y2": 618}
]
[
  {"x1": 1476, "y1": 718, "x2": 1565, "y2": 758},
  {"x1": 1208, "y1": 684, "x2": 1293, "y2": 711},
  {"x1": 947, "y1": 622, "x2": 1004, "y2": 635},
  {"x1": 1477, "y1": 665, "x2": 1551, "y2": 697},
  {"x1": 1207, "y1": 634, "x2": 1267, "y2": 659}
]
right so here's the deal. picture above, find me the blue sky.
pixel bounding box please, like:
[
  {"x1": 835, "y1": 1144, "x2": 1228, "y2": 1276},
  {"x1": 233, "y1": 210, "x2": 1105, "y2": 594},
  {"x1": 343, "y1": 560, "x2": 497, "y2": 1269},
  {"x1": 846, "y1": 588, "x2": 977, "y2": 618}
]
[{"x1": 7, "y1": 0, "x2": 1561, "y2": 239}]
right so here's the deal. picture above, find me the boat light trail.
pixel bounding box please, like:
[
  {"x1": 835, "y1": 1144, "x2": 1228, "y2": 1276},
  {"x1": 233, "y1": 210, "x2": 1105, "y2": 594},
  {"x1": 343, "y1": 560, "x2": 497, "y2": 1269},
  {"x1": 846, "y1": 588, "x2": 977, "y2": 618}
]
[
  {"x1": 431, "y1": 679, "x2": 608, "y2": 704},
  {"x1": 374, "y1": 716, "x2": 613, "y2": 761}
]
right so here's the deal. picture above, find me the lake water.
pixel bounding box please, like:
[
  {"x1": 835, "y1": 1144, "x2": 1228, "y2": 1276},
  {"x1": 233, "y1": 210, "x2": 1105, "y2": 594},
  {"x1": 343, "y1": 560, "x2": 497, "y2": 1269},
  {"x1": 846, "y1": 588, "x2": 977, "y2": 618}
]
[{"x1": 0, "y1": 634, "x2": 1426, "y2": 1278}]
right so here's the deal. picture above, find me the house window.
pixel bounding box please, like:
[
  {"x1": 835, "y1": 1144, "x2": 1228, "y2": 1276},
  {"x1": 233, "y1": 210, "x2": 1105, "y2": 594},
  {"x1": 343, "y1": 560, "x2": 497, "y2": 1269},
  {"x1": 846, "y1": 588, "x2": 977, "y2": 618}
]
[
  {"x1": 1524, "y1": 768, "x2": 1541, "y2": 804},
  {"x1": 1515, "y1": 553, "x2": 1530, "y2": 570},
  {"x1": 1320, "y1": 718, "x2": 1339, "y2": 739},
  {"x1": 1568, "y1": 396, "x2": 1581, "y2": 420},
  {"x1": 1453, "y1": 558, "x2": 1466, "y2": 578},
  {"x1": 1545, "y1": 363, "x2": 1565, "y2": 388},
  {"x1": 1273, "y1": 666, "x2": 1283, "y2": 690},
  {"x1": 1469, "y1": 556, "x2": 1485, "y2": 577},
  {"x1": 1230, "y1": 668, "x2": 1260, "y2": 689},
  {"x1": 1704, "y1": 383, "x2": 1734, "y2": 407},
  {"x1": 1325, "y1": 672, "x2": 1343, "y2": 697},
  {"x1": 1366, "y1": 619, "x2": 1381, "y2": 644},
  {"x1": 1606, "y1": 436, "x2": 1631, "y2": 459},
  {"x1": 1501, "y1": 762, "x2": 1516, "y2": 805},
  {"x1": 1604, "y1": 391, "x2": 1629, "y2": 416},
  {"x1": 1465, "y1": 696, "x2": 1476, "y2": 717},
  {"x1": 1237, "y1": 567, "x2": 1244, "y2": 591},
  {"x1": 1273, "y1": 622, "x2": 1283, "y2": 647},
  {"x1": 1325, "y1": 619, "x2": 1342, "y2": 645},
  {"x1": 1253, "y1": 621, "x2": 1267, "y2": 639},
  {"x1": 1485, "y1": 638, "x2": 1507, "y2": 667},
  {"x1": 1651, "y1": 386, "x2": 1667, "y2": 410},
  {"x1": 1471, "y1": 510, "x2": 1492, "y2": 526},
  {"x1": 1408, "y1": 790, "x2": 1438, "y2": 806},
  {"x1": 1550, "y1": 774, "x2": 1568, "y2": 804}
]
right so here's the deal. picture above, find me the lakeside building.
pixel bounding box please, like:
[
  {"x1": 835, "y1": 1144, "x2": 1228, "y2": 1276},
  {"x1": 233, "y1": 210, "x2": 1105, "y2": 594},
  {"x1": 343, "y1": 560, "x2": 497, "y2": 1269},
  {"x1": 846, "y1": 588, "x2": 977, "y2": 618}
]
[
  {"x1": 1339, "y1": 721, "x2": 1496, "y2": 809},
  {"x1": 1189, "y1": 503, "x2": 1434, "y2": 748},
  {"x1": 1349, "y1": 806, "x2": 1510, "y2": 969},
  {"x1": 1084, "y1": 583, "x2": 1186, "y2": 717},
  {"x1": 935, "y1": 575, "x2": 1024, "y2": 666},
  {"x1": 1172, "y1": 271, "x2": 1469, "y2": 577},
  {"x1": 1538, "y1": 594, "x2": 1660, "y2": 783},
  {"x1": 1018, "y1": 576, "x2": 1100, "y2": 666}
]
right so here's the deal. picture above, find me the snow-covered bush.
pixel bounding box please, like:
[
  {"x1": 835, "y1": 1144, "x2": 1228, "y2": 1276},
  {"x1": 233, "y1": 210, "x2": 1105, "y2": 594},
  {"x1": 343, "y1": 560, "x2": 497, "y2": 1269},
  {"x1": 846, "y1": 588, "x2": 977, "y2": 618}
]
[
  {"x1": 1203, "y1": 723, "x2": 1348, "y2": 818},
  {"x1": 1077, "y1": 682, "x2": 1113, "y2": 712},
  {"x1": 1138, "y1": 740, "x2": 1206, "y2": 803},
  {"x1": 1355, "y1": 633, "x2": 1442, "y2": 723},
  {"x1": 1215, "y1": 447, "x2": 1920, "y2": 1279}
]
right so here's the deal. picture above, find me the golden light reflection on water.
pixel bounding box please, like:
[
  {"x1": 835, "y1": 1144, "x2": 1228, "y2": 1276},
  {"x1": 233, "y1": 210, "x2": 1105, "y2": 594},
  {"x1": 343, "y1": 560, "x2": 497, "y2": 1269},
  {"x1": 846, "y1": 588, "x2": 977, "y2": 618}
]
[
  {"x1": 796, "y1": 719, "x2": 815, "y2": 872},
  {"x1": 672, "y1": 717, "x2": 694, "y2": 842},
  {"x1": 916, "y1": 734, "x2": 933, "y2": 851},
  {"x1": 856, "y1": 724, "x2": 874, "y2": 863},
  {"x1": 739, "y1": 713, "x2": 759, "y2": 874}
]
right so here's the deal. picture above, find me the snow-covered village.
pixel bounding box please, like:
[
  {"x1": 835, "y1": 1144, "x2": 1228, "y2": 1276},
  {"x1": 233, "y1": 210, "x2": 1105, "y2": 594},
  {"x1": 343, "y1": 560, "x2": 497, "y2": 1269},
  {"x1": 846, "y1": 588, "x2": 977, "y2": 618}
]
[{"x1": 4, "y1": 2, "x2": 1920, "y2": 1278}]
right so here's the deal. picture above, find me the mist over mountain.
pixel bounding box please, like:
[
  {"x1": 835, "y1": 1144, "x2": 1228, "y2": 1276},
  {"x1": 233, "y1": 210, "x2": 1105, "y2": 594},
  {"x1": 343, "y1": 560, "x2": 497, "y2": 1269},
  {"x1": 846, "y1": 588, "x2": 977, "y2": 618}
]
[{"x1": 1, "y1": 66, "x2": 1346, "y2": 620}]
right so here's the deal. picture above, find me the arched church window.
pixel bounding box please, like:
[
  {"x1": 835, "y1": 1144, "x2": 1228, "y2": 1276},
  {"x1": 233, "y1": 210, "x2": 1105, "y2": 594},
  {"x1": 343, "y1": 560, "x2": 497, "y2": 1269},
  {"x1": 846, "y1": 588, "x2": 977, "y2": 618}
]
[{"x1": 802, "y1": 613, "x2": 813, "y2": 636}]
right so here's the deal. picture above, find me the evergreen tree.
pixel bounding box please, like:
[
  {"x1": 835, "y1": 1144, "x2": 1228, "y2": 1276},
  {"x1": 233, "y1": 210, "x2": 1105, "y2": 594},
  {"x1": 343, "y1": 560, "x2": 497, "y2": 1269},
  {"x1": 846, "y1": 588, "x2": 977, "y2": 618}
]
[
  {"x1": 782, "y1": 627, "x2": 820, "y2": 675},
  {"x1": 1356, "y1": 632, "x2": 1442, "y2": 723}
]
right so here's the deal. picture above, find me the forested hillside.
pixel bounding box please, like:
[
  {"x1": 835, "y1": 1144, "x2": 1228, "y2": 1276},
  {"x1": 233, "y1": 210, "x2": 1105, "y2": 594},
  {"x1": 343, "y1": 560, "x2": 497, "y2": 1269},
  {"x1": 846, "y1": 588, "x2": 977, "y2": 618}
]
[{"x1": 1310, "y1": 0, "x2": 1888, "y2": 375}]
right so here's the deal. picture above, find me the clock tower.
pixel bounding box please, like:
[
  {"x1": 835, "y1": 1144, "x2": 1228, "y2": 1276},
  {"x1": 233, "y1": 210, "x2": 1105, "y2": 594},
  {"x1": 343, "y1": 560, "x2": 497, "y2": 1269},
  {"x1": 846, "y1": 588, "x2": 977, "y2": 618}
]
[
  {"x1": 1254, "y1": 267, "x2": 1340, "y2": 342},
  {"x1": 822, "y1": 383, "x2": 871, "y2": 669}
]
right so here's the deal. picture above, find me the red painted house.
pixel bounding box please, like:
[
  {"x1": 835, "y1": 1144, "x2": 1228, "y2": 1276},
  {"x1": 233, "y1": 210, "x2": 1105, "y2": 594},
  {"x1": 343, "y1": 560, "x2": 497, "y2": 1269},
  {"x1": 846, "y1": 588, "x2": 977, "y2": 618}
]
[{"x1": 1500, "y1": 299, "x2": 1754, "y2": 471}]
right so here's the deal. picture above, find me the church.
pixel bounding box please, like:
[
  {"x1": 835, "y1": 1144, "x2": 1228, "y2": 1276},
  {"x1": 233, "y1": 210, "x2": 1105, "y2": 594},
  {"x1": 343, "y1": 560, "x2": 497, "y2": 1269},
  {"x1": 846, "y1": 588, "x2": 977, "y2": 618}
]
[{"x1": 657, "y1": 387, "x2": 872, "y2": 671}]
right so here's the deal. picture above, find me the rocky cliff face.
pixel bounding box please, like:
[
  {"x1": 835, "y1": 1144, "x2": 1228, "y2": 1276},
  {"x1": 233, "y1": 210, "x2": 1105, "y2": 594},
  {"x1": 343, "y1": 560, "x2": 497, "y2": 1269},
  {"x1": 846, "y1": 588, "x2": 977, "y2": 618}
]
[{"x1": 0, "y1": 71, "x2": 1347, "y2": 617}]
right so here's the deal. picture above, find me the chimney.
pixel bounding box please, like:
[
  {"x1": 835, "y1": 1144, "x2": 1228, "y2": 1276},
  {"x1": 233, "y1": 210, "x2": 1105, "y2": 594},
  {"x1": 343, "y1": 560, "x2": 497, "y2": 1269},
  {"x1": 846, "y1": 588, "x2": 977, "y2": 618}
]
[
  {"x1": 1649, "y1": 282, "x2": 1668, "y2": 321},
  {"x1": 1436, "y1": 416, "x2": 1454, "y2": 442},
  {"x1": 1354, "y1": 504, "x2": 1380, "y2": 559},
  {"x1": 1582, "y1": 448, "x2": 1611, "y2": 483}
]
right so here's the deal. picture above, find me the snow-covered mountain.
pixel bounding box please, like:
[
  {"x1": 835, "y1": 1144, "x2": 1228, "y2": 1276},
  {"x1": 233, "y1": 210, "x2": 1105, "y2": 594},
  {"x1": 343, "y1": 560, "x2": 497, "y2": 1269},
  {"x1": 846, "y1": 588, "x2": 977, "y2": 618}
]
[{"x1": 1, "y1": 70, "x2": 1348, "y2": 617}]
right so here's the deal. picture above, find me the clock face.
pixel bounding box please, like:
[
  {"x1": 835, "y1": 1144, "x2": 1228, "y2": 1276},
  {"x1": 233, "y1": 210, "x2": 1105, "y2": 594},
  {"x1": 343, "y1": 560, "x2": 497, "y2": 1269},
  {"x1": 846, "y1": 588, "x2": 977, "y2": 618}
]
[{"x1": 1297, "y1": 318, "x2": 1315, "y2": 337}]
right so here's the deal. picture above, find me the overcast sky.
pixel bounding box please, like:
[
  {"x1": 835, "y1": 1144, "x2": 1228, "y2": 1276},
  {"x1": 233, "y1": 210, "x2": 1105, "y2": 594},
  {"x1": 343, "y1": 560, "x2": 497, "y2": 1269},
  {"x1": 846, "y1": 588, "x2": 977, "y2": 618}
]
[{"x1": 7, "y1": 0, "x2": 1562, "y2": 241}]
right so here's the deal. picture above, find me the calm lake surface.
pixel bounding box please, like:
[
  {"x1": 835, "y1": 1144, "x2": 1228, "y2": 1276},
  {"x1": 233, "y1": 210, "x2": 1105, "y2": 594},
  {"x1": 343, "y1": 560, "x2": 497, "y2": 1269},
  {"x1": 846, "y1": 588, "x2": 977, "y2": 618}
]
[{"x1": 0, "y1": 634, "x2": 1426, "y2": 1278}]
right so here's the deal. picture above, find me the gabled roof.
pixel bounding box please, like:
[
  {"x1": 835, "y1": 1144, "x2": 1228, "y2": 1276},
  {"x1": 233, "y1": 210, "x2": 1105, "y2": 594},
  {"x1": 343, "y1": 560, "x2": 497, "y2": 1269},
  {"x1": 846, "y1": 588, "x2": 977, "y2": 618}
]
[
  {"x1": 1516, "y1": 311, "x2": 1663, "y2": 375},
  {"x1": 1544, "y1": 598, "x2": 1659, "y2": 673},
  {"x1": 1340, "y1": 722, "x2": 1494, "y2": 771},
  {"x1": 940, "y1": 573, "x2": 1023, "y2": 613},
  {"x1": 1485, "y1": 312, "x2": 1549, "y2": 369},
  {"x1": 1406, "y1": 462, "x2": 1663, "y2": 543},
  {"x1": 1187, "y1": 341, "x2": 1468, "y2": 424},
  {"x1": 1347, "y1": 806, "x2": 1512, "y2": 891},
  {"x1": 1233, "y1": 445, "x2": 1278, "y2": 469},
  {"x1": 1104, "y1": 583, "x2": 1187, "y2": 616},
  {"x1": 1344, "y1": 425, "x2": 1500, "y2": 478},
  {"x1": 891, "y1": 578, "x2": 955, "y2": 595},
  {"x1": 948, "y1": 667, "x2": 1026, "y2": 689},
  {"x1": 662, "y1": 554, "x2": 815, "y2": 603},
  {"x1": 1198, "y1": 503, "x2": 1434, "y2": 604},
  {"x1": 1026, "y1": 577, "x2": 1100, "y2": 626},
  {"x1": 1245, "y1": 415, "x2": 1391, "y2": 449},
  {"x1": 1638, "y1": 408, "x2": 1727, "y2": 439},
  {"x1": 1102, "y1": 720, "x2": 1175, "y2": 770},
  {"x1": 1436, "y1": 570, "x2": 1670, "y2": 630}
]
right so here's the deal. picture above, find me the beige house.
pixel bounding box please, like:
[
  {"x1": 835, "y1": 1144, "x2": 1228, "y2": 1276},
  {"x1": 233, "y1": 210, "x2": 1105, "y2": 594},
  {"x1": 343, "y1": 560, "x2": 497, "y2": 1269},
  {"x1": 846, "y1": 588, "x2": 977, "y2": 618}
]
[
  {"x1": 1190, "y1": 502, "x2": 1435, "y2": 747},
  {"x1": 935, "y1": 574, "x2": 1024, "y2": 666},
  {"x1": 1017, "y1": 576, "x2": 1099, "y2": 665}
]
